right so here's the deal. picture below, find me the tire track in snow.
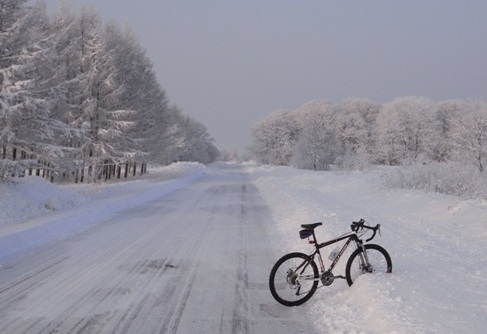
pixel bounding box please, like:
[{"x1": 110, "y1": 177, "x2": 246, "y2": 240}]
[
  {"x1": 0, "y1": 187, "x2": 195, "y2": 333},
  {"x1": 112, "y1": 182, "x2": 220, "y2": 333},
  {"x1": 157, "y1": 219, "x2": 212, "y2": 333},
  {"x1": 0, "y1": 256, "x2": 67, "y2": 305},
  {"x1": 43, "y1": 230, "x2": 184, "y2": 333},
  {"x1": 231, "y1": 184, "x2": 251, "y2": 333}
]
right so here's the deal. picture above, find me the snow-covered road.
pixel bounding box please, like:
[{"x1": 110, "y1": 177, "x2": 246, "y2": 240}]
[
  {"x1": 1, "y1": 162, "x2": 487, "y2": 333},
  {"x1": 0, "y1": 164, "x2": 316, "y2": 333}
]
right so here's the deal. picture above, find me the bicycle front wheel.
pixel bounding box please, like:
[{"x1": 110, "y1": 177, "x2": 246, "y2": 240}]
[
  {"x1": 345, "y1": 244, "x2": 392, "y2": 286},
  {"x1": 269, "y1": 252, "x2": 319, "y2": 306}
]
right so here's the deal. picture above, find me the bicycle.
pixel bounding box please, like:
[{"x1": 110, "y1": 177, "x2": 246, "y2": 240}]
[{"x1": 269, "y1": 219, "x2": 392, "y2": 306}]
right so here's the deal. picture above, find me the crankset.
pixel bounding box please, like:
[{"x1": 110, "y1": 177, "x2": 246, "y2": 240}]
[{"x1": 321, "y1": 271, "x2": 346, "y2": 286}]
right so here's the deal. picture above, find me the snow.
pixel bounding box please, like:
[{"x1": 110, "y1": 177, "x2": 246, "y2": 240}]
[
  {"x1": 247, "y1": 165, "x2": 487, "y2": 333},
  {"x1": 1, "y1": 162, "x2": 486, "y2": 333},
  {"x1": 0, "y1": 162, "x2": 206, "y2": 259}
]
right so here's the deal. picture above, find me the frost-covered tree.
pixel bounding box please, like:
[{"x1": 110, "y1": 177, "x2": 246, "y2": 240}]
[
  {"x1": 87, "y1": 21, "x2": 153, "y2": 180},
  {"x1": 292, "y1": 101, "x2": 339, "y2": 170},
  {"x1": 0, "y1": 0, "x2": 60, "y2": 178},
  {"x1": 220, "y1": 149, "x2": 239, "y2": 162},
  {"x1": 179, "y1": 117, "x2": 219, "y2": 163},
  {"x1": 103, "y1": 24, "x2": 171, "y2": 166},
  {"x1": 0, "y1": 1, "x2": 218, "y2": 182},
  {"x1": 250, "y1": 110, "x2": 299, "y2": 165},
  {"x1": 163, "y1": 106, "x2": 219, "y2": 164},
  {"x1": 250, "y1": 95, "x2": 487, "y2": 201},
  {"x1": 47, "y1": 7, "x2": 140, "y2": 182},
  {"x1": 42, "y1": 3, "x2": 93, "y2": 181},
  {"x1": 75, "y1": 6, "x2": 109, "y2": 181},
  {"x1": 430, "y1": 99, "x2": 465, "y2": 162},
  {"x1": 454, "y1": 101, "x2": 487, "y2": 172},
  {"x1": 377, "y1": 97, "x2": 435, "y2": 165},
  {"x1": 336, "y1": 98, "x2": 381, "y2": 168}
]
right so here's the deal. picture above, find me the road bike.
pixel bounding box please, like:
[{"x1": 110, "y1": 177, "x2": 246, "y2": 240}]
[{"x1": 269, "y1": 219, "x2": 392, "y2": 306}]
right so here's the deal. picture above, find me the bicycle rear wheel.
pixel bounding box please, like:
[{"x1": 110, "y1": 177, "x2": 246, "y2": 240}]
[
  {"x1": 269, "y1": 252, "x2": 319, "y2": 306},
  {"x1": 345, "y1": 244, "x2": 392, "y2": 286}
]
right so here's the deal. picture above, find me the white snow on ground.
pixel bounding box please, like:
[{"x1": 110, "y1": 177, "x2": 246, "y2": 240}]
[
  {"x1": 0, "y1": 162, "x2": 206, "y2": 260},
  {"x1": 248, "y1": 165, "x2": 487, "y2": 333},
  {"x1": 1, "y1": 162, "x2": 486, "y2": 333}
]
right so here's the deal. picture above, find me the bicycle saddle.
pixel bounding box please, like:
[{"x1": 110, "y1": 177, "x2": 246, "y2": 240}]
[{"x1": 300, "y1": 222, "x2": 322, "y2": 230}]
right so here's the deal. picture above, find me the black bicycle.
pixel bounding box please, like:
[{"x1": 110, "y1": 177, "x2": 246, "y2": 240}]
[{"x1": 269, "y1": 219, "x2": 392, "y2": 306}]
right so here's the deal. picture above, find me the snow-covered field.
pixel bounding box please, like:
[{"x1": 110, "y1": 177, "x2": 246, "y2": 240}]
[
  {"x1": 248, "y1": 165, "x2": 487, "y2": 333},
  {"x1": 1, "y1": 162, "x2": 486, "y2": 333}
]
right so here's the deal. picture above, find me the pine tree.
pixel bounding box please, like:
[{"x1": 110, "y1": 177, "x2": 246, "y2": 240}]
[{"x1": 0, "y1": 0, "x2": 58, "y2": 179}]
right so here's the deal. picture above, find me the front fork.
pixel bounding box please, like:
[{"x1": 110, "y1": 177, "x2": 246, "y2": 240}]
[{"x1": 356, "y1": 240, "x2": 372, "y2": 272}]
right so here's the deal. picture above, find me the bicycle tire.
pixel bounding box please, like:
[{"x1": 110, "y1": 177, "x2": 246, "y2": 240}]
[
  {"x1": 345, "y1": 244, "x2": 392, "y2": 286},
  {"x1": 269, "y1": 252, "x2": 319, "y2": 306}
]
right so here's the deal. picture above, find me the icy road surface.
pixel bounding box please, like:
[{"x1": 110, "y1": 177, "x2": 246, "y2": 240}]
[{"x1": 0, "y1": 165, "x2": 316, "y2": 333}]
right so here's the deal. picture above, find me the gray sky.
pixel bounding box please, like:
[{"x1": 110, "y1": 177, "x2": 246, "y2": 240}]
[{"x1": 40, "y1": 0, "x2": 487, "y2": 152}]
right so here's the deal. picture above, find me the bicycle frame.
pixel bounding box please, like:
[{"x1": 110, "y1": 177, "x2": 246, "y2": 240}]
[{"x1": 297, "y1": 230, "x2": 368, "y2": 282}]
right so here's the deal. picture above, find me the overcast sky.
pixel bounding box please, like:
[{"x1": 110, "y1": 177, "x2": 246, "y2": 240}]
[{"x1": 39, "y1": 0, "x2": 487, "y2": 152}]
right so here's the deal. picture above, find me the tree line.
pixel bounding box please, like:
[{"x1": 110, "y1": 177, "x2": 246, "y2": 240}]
[
  {"x1": 250, "y1": 97, "x2": 487, "y2": 174},
  {"x1": 1, "y1": 0, "x2": 219, "y2": 182}
]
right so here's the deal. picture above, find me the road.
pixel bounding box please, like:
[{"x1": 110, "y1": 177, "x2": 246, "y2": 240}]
[{"x1": 0, "y1": 165, "x2": 317, "y2": 333}]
